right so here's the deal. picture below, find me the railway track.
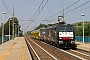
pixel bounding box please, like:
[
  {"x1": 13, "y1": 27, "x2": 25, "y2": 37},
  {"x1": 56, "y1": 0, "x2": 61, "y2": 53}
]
[
  {"x1": 25, "y1": 36, "x2": 90, "y2": 60},
  {"x1": 25, "y1": 37, "x2": 57, "y2": 60},
  {"x1": 74, "y1": 49, "x2": 90, "y2": 56}
]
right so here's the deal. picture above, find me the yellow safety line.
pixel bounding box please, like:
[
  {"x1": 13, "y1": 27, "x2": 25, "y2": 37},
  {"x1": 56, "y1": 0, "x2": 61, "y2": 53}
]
[
  {"x1": 22, "y1": 39, "x2": 25, "y2": 60},
  {"x1": 0, "y1": 38, "x2": 20, "y2": 60}
]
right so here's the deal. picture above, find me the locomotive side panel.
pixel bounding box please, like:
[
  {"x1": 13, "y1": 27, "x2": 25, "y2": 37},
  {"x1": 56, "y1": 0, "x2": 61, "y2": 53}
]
[
  {"x1": 40, "y1": 28, "x2": 46, "y2": 41},
  {"x1": 44, "y1": 28, "x2": 49, "y2": 42}
]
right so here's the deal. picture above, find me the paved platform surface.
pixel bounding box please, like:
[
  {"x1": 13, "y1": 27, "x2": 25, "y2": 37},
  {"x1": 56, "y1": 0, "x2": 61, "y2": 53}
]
[
  {"x1": 76, "y1": 42, "x2": 90, "y2": 52},
  {"x1": 0, "y1": 37, "x2": 32, "y2": 60}
]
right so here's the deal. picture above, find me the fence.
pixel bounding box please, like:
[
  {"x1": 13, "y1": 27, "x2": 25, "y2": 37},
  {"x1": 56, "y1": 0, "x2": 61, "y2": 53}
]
[
  {"x1": 75, "y1": 36, "x2": 90, "y2": 43},
  {"x1": 0, "y1": 36, "x2": 12, "y2": 43}
]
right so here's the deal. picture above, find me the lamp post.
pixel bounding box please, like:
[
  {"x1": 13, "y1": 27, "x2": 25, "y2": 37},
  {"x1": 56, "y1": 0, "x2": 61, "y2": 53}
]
[
  {"x1": 81, "y1": 14, "x2": 85, "y2": 43},
  {"x1": 18, "y1": 26, "x2": 19, "y2": 37},
  {"x1": 12, "y1": 6, "x2": 14, "y2": 40},
  {"x1": 15, "y1": 25, "x2": 17, "y2": 38},
  {"x1": 9, "y1": 18, "x2": 12, "y2": 41},
  {"x1": 13, "y1": 23, "x2": 16, "y2": 38},
  {"x1": 18, "y1": 25, "x2": 21, "y2": 37},
  {"x1": 2, "y1": 12, "x2": 7, "y2": 44}
]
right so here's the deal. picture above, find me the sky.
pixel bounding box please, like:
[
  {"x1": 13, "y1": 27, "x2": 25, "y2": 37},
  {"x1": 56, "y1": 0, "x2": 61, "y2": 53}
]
[{"x1": 0, "y1": 0, "x2": 90, "y2": 32}]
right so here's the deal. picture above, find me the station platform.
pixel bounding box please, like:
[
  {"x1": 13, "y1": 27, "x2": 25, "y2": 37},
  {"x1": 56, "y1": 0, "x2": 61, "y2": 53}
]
[
  {"x1": 76, "y1": 42, "x2": 90, "y2": 52},
  {"x1": 0, "y1": 37, "x2": 32, "y2": 60}
]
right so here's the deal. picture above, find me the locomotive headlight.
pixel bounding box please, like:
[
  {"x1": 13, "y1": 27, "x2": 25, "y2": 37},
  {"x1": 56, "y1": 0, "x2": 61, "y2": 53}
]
[
  {"x1": 59, "y1": 41, "x2": 63, "y2": 44},
  {"x1": 71, "y1": 41, "x2": 75, "y2": 44},
  {"x1": 70, "y1": 37, "x2": 73, "y2": 39},
  {"x1": 59, "y1": 38, "x2": 62, "y2": 39}
]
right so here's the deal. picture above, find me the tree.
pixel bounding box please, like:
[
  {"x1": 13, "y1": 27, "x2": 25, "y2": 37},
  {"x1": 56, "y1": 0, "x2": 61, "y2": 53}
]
[
  {"x1": 35, "y1": 23, "x2": 52, "y2": 30},
  {"x1": 74, "y1": 27, "x2": 82, "y2": 36},
  {"x1": 0, "y1": 17, "x2": 20, "y2": 36},
  {"x1": 78, "y1": 23, "x2": 81, "y2": 26},
  {"x1": 84, "y1": 24, "x2": 90, "y2": 36}
]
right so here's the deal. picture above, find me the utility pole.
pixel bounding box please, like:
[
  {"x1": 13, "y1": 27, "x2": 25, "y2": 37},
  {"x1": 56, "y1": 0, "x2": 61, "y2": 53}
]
[
  {"x1": 43, "y1": 20, "x2": 44, "y2": 28},
  {"x1": 63, "y1": 7, "x2": 64, "y2": 22},
  {"x1": 9, "y1": 19, "x2": 10, "y2": 41},
  {"x1": 15, "y1": 25, "x2": 17, "y2": 38},
  {"x1": 18, "y1": 26, "x2": 19, "y2": 37},
  {"x1": 12, "y1": 6, "x2": 14, "y2": 40}
]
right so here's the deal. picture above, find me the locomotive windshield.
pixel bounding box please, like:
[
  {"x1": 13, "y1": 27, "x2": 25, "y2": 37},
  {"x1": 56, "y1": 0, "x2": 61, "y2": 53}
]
[
  {"x1": 59, "y1": 26, "x2": 73, "y2": 32},
  {"x1": 40, "y1": 29, "x2": 45, "y2": 35}
]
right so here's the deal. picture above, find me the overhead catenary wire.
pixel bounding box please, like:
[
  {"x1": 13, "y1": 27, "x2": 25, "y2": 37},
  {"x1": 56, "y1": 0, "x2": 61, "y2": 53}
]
[
  {"x1": 64, "y1": 0, "x2": 90, "y2": 15},
  {"x1": 45, "y1": 0, "x2": 81, "y2": 19},
  {"x1": 29, "y1": 0, "x2": 49, "y2": 24},
  {"x1": 1, "y1": 0, "x2": 13, "y2": 15},
  {"x1": 33, "y1": 0, "x2": 49, "y2": 20},
  {"x1": 48, "y1": 0, "x2": 90, "y2": 20},
  {"x1": 25, "y1": 0, "x2": 49, "y2": 31},
  {"x1": 30, "y1": 0, "x2": 45, "y2": 19},
  {"x1": 26, "y1": 0, "x2": 45, "y2": 31},
  {"x1": 69, "y1": 6, "x2": 90, "y2": 15}
]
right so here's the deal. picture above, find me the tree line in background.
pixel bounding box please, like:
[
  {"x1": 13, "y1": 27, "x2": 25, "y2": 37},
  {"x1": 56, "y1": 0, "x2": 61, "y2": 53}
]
[
  {"x1": 0, "y1": 17, "x2": 23, "y2": 37},
  {"x1": 73, "y1": 21, "x2": 90, "y2": 37}
]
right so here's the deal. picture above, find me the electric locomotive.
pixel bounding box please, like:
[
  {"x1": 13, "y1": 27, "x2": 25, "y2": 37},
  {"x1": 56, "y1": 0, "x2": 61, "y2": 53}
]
[
  {"x1": 37, "y1": 28, "x2": 46, "y2": 41},
  {"x1": 57, "y1": 24, "x2": 76, "y2": 48},
  {"x1": 55, "y1": 13, "x2": 76, "y2": 48},
  {"x1": 44, "y1": 22, "x2": 76, "y2": 49}
]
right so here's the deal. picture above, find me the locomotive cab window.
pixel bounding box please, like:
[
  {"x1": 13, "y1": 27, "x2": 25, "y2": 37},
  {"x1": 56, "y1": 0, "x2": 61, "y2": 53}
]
[
  {"x1": 66, "y1": 26, "x2": 73, "y2": 32},
  {"x1": 59, "y1": 26, "x2": 73, "y2": 32}
]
